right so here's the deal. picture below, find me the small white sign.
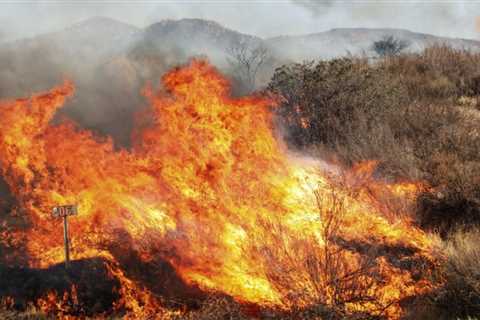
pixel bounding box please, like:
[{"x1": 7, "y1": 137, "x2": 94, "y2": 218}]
[{"x1": 52, "y1": 205, "x2": 78, "y2": 218}]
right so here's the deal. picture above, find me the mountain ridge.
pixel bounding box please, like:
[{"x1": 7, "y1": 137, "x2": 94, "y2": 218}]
[{"x1": 3, "y1": 17, "x2": 479, "y2": 61}]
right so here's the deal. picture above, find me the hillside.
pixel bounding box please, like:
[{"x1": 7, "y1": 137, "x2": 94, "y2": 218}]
[
  {"x1": 266, "y1": 27, "x2": 480, "y2": 60},
  {"x1": 2, "y1": 18, "x2": 479, "y2": 84},
  {"x1": 2, "y1": 17, "x2": 480, "y2": 92},
  {"x1": 134, "y1": 18, "x2": 261, "y2": 66}
]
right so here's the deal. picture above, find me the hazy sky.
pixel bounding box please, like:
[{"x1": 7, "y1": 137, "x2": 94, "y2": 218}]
[{"x1": 0, "y1": 1, "x2": 479, "y2": 42}]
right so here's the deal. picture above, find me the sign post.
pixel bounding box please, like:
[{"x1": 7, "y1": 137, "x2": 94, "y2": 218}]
[{"x1": 52, "y1": 205, "x2": 78, "y2": 269}]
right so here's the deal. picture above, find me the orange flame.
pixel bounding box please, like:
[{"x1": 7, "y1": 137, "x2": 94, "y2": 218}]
[{"x1": 0, "y1": 60, "x2": 436, "y2": 318}]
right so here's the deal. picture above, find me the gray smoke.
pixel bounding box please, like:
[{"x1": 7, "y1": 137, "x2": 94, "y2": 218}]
[
  {"x1": 292, "y1": 0, "x2": 480, "y2": 40},
  {"x1": 1, "y1": 1, "x2": 479, "y2": 41},
  {"x1": 0, "y1": 1, "x2": 479, "y2": 149}
]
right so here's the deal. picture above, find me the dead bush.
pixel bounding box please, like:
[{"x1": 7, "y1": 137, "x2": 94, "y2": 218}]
[{"x1": 247, "y1": 188, "x2": 392, "y2": 319}]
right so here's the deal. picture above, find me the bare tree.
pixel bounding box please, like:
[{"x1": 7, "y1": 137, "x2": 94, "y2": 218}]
[
  {"x1": 372, "y1": 35, "x2": 410, "y2": 57},
  {"x1": 226, "y1": 40, "x2": 270, "y2": 93}
]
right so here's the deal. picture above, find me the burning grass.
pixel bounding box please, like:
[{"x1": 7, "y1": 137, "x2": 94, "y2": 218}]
[{"x1": 0, "y1": 59, "x2": 442, "y2": 319}]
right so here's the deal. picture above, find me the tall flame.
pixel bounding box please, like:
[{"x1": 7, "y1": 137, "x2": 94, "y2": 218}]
[{"x1": 0, "y1": 60, "x2": 435, "y2": 318}]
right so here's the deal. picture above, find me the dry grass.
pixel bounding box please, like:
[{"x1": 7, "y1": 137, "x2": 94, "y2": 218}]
[
  {"x1": 426, "y1": 228, "x2": 480, "y2": 319},
  {"x1": 380, "y1": 45, "x2": 480, "y2": 102},
  {"x1": 172, "y1": 296, "x2": 251, "y2": 320},
  {"x1": 0, "y1": 301, "x2": 51, "y2": 320}
]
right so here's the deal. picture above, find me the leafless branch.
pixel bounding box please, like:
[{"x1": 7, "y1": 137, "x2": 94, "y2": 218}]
[{"x1": 226, "y1": 40, "x2": 270, "y2": 92}]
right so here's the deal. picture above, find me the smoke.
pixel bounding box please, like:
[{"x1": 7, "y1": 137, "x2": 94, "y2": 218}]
[
  {"x1": 0, "y1": 1, "x2": 311, "y2": 41},
  {"x1": 1, "y1": 1, "x2": 478, "y2": 41},
  {"x1": 292, "y1": 0, "x2": 480, "y2": 40},
  {"x1": 0, "y1": 1, "x2": 479, "y2": 149},
  {"x1": 0, "y1": 31, "x2": 142, "y2": 148}
]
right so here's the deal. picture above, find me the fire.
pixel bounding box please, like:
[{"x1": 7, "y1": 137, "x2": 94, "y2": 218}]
[{"x1": 0, "y1": 60, "x2": 436, "y2": 318}]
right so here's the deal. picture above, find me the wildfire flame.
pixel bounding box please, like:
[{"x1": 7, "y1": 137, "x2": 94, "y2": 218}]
[{"x1": 0, "y1": 60, "x2": 436, "y2": 318}]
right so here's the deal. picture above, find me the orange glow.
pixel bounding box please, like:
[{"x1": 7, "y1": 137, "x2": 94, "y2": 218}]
[{"x1": 0, "y1": 60, "x2": 436, "y2": 318}]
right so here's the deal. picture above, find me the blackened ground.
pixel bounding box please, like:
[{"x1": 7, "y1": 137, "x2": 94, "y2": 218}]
[
  {"x1": 0, "y1": 248, "x2": 208, "y2": 317},
  {"x1": 417, "y1": 191, "x2": 480, "y2": 238},
  {"x1": 0, "y1": 258, "x2": 121, "y2": 315}
]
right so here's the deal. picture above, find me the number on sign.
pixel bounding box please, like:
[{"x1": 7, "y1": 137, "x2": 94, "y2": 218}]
[{"x1": 52, "y1": 205, "x2": 78, "y2": 218}]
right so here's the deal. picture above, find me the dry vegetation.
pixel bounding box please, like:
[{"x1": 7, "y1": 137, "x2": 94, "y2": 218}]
[
  {"x1": 248, "y1": 190, "x2": 387, "y2": 319},
  {"x1": 431, "y1": 228, "x2": 480, "y2": 318},
  {"x1": 2, "y1": 45, "x2": 480, "y2": 319},
  {"x1": 268, "y1": 45, "x2": 480, "y2": 319}
]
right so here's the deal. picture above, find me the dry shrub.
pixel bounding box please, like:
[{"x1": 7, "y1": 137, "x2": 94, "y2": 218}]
[
  {"x1": 380, "y1": 45, "x2": 480, "y2": 101},
  {"x1": 427, "y1": 228, "x2": 480, "y2": 319},
  {"x1": 247, "y1": 188, "x2": 390, "y2": 319},
  {"x1": 268, "y1": 57, "x2": 408, "y2": 151},
  {"x1": 411, "y1": 103, "x2": 480, "y2": 234},
  {"x1": 268, "y1": 46, "x2": 480, "y2": 234},
  {"x1": 0, "y1": 310, "x2": 51, "y2": 320}
]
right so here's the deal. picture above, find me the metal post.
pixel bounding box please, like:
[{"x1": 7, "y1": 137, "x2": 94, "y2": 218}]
[
  {"x1": 63, "y1": 215, "x2": 70, "y2": 268},
  {"x1": 52, "y1": 205, "x2": 77, "y2": 269}
]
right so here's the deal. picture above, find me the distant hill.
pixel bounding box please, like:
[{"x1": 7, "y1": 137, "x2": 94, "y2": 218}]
[
  {"x1": 2, "y1": 17, "x2": 480, "y2": 93},
  {"x1": 265, "y1": 28, "x2": 480, "y2": 60},
  {"x1": 125, "y1": 18, "x2": 262, "y2": 84},
  {"x1": 136, "y1": 19, "x2": 260, "y2": 65}
]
